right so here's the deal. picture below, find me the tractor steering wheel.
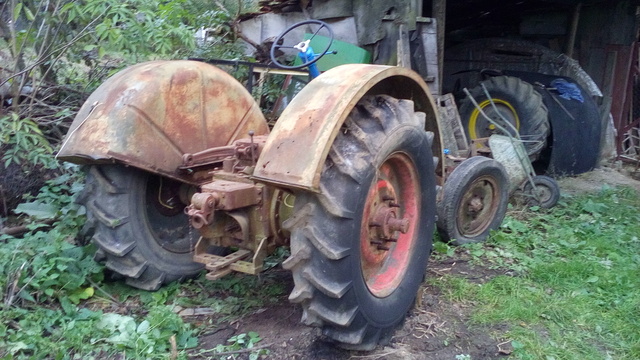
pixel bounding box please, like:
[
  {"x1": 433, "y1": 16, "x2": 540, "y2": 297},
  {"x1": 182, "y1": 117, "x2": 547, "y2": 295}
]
[{"x1": 270, "y1": 20, "x2": 334, "y2": 70}]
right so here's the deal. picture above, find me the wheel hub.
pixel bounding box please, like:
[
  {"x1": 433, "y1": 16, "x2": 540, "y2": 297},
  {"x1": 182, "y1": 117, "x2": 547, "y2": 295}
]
[
  {"x1": 145, "y1": 175, "x2": 197, "y2": 254},
  {"x1": 369, "y1": 201, "x2": 410, "y2": 243},
  {"x1": 534, "y1": 186, "x2": 552, "y2": 202},
  {"x1": 468, "y1": 196, "x2": 484, "y2": 213},
  {"x1": 457, "y1": 177, "x2": 499, "y2": 237},
  {"x1": 470, "y1": 99, "x2": 520, "y2": 139},
  {"x1": 360, "y1": 153, "x2": 420, "y2": 298}
]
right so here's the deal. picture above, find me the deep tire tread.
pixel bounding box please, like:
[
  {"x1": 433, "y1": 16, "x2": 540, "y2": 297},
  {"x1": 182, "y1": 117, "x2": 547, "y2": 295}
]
[
  {"x1": 80, "y1": 165, "x2": 202, "y2": 291},
  {"x1": 301, "y1": 225, "x2": 350, "y2": 260},
  {"x1": 317, "y1": 184, "x2": 355, "y2": 219},
  {"x1": 92, "y1": 233, "x2": 135, "y2": 257},
  {"x1": 287, "y1": 95, "x2": 436, "y2": 349},
  {"x1": 86, "y1": 200, "x2": 129, "y2": 229},
  {"x1": 302, "y1": 268, "x2": 351, "y2": 298},
  {"x1": 309, "y1": 301, "x2": 358, "y2": 327}
]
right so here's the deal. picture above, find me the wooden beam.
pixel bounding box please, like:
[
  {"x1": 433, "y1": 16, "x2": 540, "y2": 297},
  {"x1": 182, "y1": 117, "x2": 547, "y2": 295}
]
[
  {"x1": 432, "y1": 0, "x2": 446, "y2": 95},
  {"x1": 565, "y1": 2, "x2": 582, "y2": 58}
]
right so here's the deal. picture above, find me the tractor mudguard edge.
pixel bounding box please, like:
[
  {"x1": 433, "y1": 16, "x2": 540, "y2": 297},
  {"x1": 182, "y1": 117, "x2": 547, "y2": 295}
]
[
  {"x1": 57, "y1": 60, "x2": 269, "y2": 184},
  {"x1": 253, "y1": 64, "x2": 443, "y2": 191}
]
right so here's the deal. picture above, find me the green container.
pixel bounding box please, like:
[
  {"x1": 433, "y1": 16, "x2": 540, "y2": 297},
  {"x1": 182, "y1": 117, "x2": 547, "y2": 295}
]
[{"x1": 294, "y1": 34, "x2": 371, "y2": 71}]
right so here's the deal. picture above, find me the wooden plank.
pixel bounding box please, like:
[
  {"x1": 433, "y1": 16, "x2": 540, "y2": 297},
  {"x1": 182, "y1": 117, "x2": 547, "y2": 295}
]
[
  {"x1": 418, "y1": 19, "x2": 439, "y2": 96},
  {"x1": 397, "y1": 24, "x2": 411, "y2": 68},
  {"x1": 565, "y1": 3, "x2": 582, "y2": 58},
  {"x1": 432, "y1": 0, "x2": 446, "y2": 95}
]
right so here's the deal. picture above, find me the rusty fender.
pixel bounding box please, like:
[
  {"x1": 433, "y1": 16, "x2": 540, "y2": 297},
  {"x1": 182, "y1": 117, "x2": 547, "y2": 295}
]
[
  {"x1": 253, "y1": 64, "x2": 443, "y2": 191},
  {"x1": 57, "y1": 60, "x2": 268, "y2": 184}
]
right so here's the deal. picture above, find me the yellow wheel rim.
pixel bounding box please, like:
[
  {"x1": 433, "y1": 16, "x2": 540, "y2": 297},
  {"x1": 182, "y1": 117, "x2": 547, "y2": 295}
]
[{"x1": 468, "y1": 99, "x2": 520, "y2": 140}]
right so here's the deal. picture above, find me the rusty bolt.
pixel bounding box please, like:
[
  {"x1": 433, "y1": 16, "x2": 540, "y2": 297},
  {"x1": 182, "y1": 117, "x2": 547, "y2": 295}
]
[{"x1": 388, "y1": 217, "x2": 410, "y2": 234}]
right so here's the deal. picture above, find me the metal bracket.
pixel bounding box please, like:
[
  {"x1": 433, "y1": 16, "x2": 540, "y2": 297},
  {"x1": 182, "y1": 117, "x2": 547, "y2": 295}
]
[{"x1": 193, "y1": 237, "x2": 268, "y2": 280}]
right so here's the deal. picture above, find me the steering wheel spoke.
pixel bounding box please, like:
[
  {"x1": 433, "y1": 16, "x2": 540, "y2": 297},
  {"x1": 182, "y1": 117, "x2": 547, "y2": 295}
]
[{"x1": 270, "y1": 20, "x2": 334, "y2": 70}]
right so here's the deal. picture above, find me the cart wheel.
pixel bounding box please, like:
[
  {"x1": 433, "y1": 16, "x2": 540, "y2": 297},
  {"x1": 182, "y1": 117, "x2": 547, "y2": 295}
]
[
  {"x1": 523, "y1": 175, "x2": 560, "y2": 209},
  {"x1": 437, "y1": 156, "x2": 509, "y2": 245}
]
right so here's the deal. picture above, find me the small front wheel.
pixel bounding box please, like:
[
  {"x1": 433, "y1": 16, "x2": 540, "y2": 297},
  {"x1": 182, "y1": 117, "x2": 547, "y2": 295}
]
[
  {"x1": 523, "y1": 175, "x2": 560, "y2": 209},
  {"x1": 437, "y1": 156, "x2": 509, "y2": 245}
]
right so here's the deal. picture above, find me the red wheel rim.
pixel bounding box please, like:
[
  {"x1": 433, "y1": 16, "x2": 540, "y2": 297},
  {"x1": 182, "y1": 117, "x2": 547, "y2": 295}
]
[
  {"x1": 455, "y1": 175, "x2": 499, "y2": 237},
  {"x1": 360, "y1": 152, "x2": 420, "y2": 298}
]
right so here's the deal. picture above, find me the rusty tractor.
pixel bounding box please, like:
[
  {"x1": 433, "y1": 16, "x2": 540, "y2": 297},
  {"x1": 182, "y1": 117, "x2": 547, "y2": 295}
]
[{"x1": 57, "y1": 20, "x2": 552, "y2": 349}]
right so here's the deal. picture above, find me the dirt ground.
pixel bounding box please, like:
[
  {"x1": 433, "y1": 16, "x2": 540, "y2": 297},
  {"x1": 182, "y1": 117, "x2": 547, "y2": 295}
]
[
  {"x1": 194, "y1": 258, "x2": 508, "y2": 360},
  {"x1": 191, "y1": 162, "x2": 640, "y2": 360}
]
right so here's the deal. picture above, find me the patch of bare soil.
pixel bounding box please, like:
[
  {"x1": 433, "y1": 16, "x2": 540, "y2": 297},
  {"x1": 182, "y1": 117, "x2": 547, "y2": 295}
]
[
  {"x1": 191, "y1": 164, "x2": 640, "y2": 359},
  {"x1": 556, "y1": 162, "x2": 640, "y2": 195},
  {"x1": 193, "y1": 256, "x2": 511, "y2": 360}
]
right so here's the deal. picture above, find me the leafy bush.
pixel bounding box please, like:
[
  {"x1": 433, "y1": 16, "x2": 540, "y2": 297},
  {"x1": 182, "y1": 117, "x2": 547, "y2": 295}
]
[{"x1": 0, "y1": 166, "x2": 202, "y2": 358}]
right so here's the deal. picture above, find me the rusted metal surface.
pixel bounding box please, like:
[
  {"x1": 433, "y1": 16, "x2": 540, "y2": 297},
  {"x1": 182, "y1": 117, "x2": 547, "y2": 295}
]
[
  {"x1": 57, "y1": 60, "x2": 269, "y2": 184},
  {"x1": 181, "y1": 135, "x2": 267, "y2": 169},
  {"x1": 186, "y1": 192, "x2": 217, "y2": 229},
  {"x1": 200, "y1": 180, "x2": 262, "y2": 210},
  {"x1": 189, "y1": 181, "x2": 285, "y2": 278},
  {"x1": 611, "y1": 41, "x2": 640, "y2": 163},
  {"x1": 186, "y1": 138, "x2": 290, "y2": 278},
  {"x1": 606, "y1": 42, "x2": 640, "y2": 162},
  {"x1": 253, "y1": 64, "x2": 443, "y2": 191}
]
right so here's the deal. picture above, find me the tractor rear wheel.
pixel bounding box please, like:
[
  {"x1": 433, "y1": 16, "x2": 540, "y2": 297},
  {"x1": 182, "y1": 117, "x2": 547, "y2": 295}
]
[
  {"x1": 283, "y1": 95, "x2": 436, "y2": 350},
  {"x1": 459, "y1": 76, "x2": 550, "y2": 160},
  {"x1": 79, "y1": 165, "x2": 202, "y2": 290}
]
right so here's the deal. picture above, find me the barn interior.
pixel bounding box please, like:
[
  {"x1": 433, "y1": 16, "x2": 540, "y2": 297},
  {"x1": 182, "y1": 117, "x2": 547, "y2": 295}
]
[{"x1": 242, "y1": 0, "x2": 639, "y2": 164}]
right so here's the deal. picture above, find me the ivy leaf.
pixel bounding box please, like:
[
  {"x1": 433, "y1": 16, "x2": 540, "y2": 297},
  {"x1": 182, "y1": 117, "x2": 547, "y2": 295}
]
[
  {"x1": 137, "y1": 320, "x2": 150, "y2": 334},
  {"x1": 18, "y1": 289, "x2": 36, "y2": 303},
  {"x1": 14, "y1": 201, "x2": 58, "y2": 219},
  {"x1": 9, "y1": 341, "x2": 30, "y2": 355},
  {"x1": 24, "y1": 6, "x2": 35, "y2": 21},
  {"x1": 68, "y1": 287, "x2": 95, "y2": 304},
  {"x1": 13, "y1": 3, "x2": 22, "y2": 22}
]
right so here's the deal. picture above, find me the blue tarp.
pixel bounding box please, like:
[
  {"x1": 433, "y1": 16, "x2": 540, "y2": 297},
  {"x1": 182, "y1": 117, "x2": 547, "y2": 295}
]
[{"x1": 551, "y1": 78, "x2": 584, "y2": 102}]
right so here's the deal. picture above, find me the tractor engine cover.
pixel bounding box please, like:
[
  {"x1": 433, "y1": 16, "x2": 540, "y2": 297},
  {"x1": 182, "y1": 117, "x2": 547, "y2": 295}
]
[{"x1": 57, "y1": 60, "x2": 269, "y2": 183}]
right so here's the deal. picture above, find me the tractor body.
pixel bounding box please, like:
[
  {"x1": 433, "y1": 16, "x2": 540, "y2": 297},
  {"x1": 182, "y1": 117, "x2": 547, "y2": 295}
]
[{"x1": 57, "y1": 2, "x2": 599, "y2": 348}]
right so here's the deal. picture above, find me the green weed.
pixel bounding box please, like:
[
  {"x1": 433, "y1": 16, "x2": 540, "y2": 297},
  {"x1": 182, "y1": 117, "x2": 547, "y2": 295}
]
[
  {"x1": 431, "y1": 188, "x2": 640, "y2": 359},
  {"x1": 192, "y1": 331, "x2": 269, "y2": 360}
]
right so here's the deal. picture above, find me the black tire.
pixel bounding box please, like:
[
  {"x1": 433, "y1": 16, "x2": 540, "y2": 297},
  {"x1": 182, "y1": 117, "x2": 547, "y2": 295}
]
[
  {"x1": 282, "y1": 95, "x2": 437, "y2": 350},
  {"x1": 458, "y1": 76, "x2": 550, "y2": 160},
  {"x1": 79, "y1": 165, "x2": 202, "y2": 290},
  {"x1": 437, "y1": 156, "x2": 509, "y2": 245},
  {"x1": 523, "y1": 175, "x2": 560, "y2": 209}
]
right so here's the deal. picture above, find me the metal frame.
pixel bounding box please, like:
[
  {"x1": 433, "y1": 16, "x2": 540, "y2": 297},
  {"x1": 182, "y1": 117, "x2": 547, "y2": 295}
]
[{"x1": 608, "y1": 42, "x2": 640, "y2": 164}]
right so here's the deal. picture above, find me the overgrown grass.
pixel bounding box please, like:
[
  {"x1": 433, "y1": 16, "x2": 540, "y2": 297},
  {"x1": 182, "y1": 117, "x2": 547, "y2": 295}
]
[
  {"x1": 4, "y1": 168, "x2": 639, "y2": 358},
  {"x1": 0, "y1": 169, "x2": 286, "y2": 359},
  {"x1": 430, "y1": 187, "x2": 640, "y2": 359}
]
